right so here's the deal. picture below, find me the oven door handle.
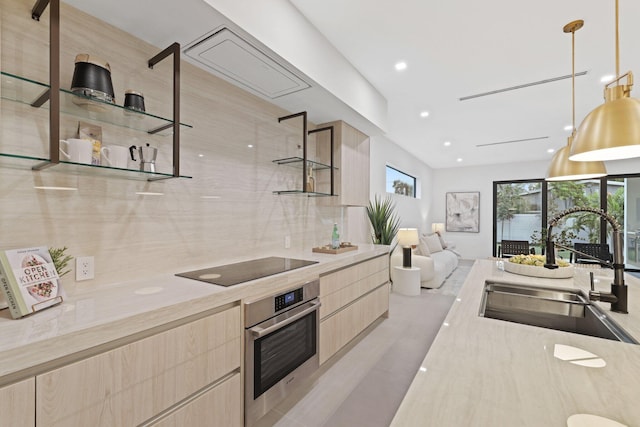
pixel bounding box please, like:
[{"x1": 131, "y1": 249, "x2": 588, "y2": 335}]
[{"x1": 249, "y1": 300, "x2": 321, "y2": 338}]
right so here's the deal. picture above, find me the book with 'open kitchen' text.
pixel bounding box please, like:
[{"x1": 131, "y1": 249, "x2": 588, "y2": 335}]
[{"x1": 0, "y1": 246, "x2": 64, "y2": 319}]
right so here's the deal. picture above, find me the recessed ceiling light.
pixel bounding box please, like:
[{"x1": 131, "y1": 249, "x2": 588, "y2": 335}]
[
  {"x1": 564, "y1": 125, "x2": 573, "y2": 131},
  {"x1": 444, "y1": 141, "x2": 451, "y2": 147},
  {"x1": 201, "y1": 195, "x2": 221, "y2": 199},
  {"x1": 247, "y1": 144, "x2": 254, "y2": 148},
  {"x1": 456, "y1": 158, "x2": 463, "y2": 162},
  {"x1": 600, "y1": 74, "x2": 615, "y2": 83},
  {"x1": 420, "y1": 111, "x2": 429, "y2": 118},
  {"x1": 547, "y1": 148, "x2": 555, "y2": 153},
  {"x1": 198, "y1": 153, "x2": 204, "y2": 158},
  {"x1": 395, "y1": 61, "x2": 407, "y2": 71}
]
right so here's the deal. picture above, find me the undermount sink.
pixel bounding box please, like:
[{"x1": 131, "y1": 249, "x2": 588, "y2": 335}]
[{"x1": 479, "y1": 281, "x2": 637, "y2": 344}]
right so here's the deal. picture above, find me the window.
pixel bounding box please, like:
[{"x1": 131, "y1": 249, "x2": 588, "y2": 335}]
[
  {"x1": 495, "y1": 181, "x2": 542, "y2": 254},
  {"x1": 493, "y1": 175, "x2": 640, "y2": 271},
  {"x1": 386, "y1": 165, "x2": 416, "y2": 197}
]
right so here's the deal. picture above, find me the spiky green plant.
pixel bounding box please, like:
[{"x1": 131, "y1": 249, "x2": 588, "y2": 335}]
[
  {"x1": 366, "y1": 195, "x2": 400, "y2": 246},
  {"x1": 49, "y1": 246, "x2": 73, "y2": 277}
]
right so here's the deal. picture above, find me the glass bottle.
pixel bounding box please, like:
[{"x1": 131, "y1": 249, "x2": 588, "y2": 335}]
[{"x1": 332, "y1": 223, "x2": 340, "y2": 249}]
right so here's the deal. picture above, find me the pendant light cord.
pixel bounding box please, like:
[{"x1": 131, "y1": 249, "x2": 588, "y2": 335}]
[
  {"x1": 615, "y1": 0, "x2": 620, "y2": 78},
  {"x1": 572, "y1": 27, "x2": 576, "y2": 133}
]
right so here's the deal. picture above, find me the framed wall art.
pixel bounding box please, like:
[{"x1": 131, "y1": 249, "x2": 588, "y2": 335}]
[{"x1": 446, "y1": 192, "x2": 480, "y2": 232}]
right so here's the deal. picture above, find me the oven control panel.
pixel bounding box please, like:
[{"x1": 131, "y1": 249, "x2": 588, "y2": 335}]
[
  {"x1": 244, "y1": 279, "x2": 320, "y2": 328},
  {"x1": 275, "y1": 288, "x2": 304, "y2": 312}
]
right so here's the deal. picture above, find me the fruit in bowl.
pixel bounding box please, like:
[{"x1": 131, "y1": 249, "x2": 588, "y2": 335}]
[{"x1": 508, "y1": 254, "x2": 570, "y2": 267}]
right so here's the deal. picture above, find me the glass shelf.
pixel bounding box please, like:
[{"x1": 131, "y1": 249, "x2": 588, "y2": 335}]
[
  {"x1": 272, "y1": 156, "x2": 337, "y2": 171},
  {"x1": 272, "y1": 190, "x2": 337, "y2": 197},
  {"x1": 0, "y1": 152, "x2": 191, "y2": 180},
  {"x1": 1, "y1": 71, "x2": 192, "y2": 136}
]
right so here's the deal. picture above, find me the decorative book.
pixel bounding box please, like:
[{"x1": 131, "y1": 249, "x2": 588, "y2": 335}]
[{"x1": 0, "y1": 246, "x2": 64, "y2": 319}]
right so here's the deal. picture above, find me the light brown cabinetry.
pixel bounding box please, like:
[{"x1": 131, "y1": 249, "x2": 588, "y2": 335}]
[
  {"x1": 0, "y1": 378, "x2": 35, "y2": 427},
  {"x1": 317, "y1": 120, "x2": 370, "y2": 206},
  {"x1": 150, "y1": 372, "x2": 242, "y2": 427},
  {"x1": 319, "y1": 255, "x2": 389, "y2": 364},
  {"x1": 35, "y1": 304, "x2": 242, "y2": 427}
]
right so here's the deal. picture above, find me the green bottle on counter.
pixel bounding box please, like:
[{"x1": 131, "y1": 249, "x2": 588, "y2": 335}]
[{"x1": 332, "y1": 223, "x2": 340, "y2": 249}]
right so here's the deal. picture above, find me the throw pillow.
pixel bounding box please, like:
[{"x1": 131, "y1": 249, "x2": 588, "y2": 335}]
[
  {"x1": 435, "y1": 231, "x2": 448, "y2": 249},
  {"x1": 425, "y1": 233, "x2": 443, "y2": 253},
  {"x1": 419, "y1": 237, "x2": 431, "y2": 256}
]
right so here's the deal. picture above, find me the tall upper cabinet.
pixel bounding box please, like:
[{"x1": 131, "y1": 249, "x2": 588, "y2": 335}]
[{"x1": 316, "y1": 120, "x2": 370, "y2": 206}]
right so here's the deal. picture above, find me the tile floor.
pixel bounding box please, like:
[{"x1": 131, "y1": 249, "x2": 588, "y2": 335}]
[{"x1": 254, "y1": 260, "x2": 473, "y2": 427}]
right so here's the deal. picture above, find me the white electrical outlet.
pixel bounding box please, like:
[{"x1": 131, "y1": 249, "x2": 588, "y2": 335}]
[
  {"x1": 284, "y1": 236, "x2": 291, "y2": 249},
  {"x1": 76, "y1": 256, "x2": 95, "y2": 281}
]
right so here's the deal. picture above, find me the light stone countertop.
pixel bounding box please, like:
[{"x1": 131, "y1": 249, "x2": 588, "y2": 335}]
[
  {"x1": 391, "y1": 259, "x2": 640, "y2": 427},
  {"x1": 0, "y1": 245, "x2": 389, "y2": 386}
]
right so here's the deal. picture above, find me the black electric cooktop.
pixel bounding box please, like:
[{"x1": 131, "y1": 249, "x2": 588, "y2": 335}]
[{"x1": 176, "y1": 256, "x2": 318, "y2": 287}]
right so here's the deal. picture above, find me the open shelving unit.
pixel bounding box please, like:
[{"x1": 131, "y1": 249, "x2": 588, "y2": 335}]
[
  {"x1": 0, "y1": 0, "x2": 192, "y2": 180},
  {"x1": 0, "y1": 71, "x2": 193, "y2": 180},
  {"x1": 273, "y1": 111, "x2": 336, "y2": 196}
]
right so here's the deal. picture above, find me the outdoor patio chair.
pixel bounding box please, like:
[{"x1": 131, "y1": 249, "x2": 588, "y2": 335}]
[
  {"x1": 570, "y1": 243, "x2": 613, "y2": 267},
  {"x1": 498, "y1": 240, "x2": 535, "y2": 258}
]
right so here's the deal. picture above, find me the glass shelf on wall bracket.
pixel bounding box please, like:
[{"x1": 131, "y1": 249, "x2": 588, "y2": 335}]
[
  {"x1": 272, "y1": 190, "x2": 337, "y2": 197},
  {"x1": 272, "y1": 157, "x2": 338, "y2": 171},
  {"x1": 0, "y1": 153, "x2": 191, "y2": 181},
  {"x1": 1, "y1": 71, "x2": 192, "y2": 136}
]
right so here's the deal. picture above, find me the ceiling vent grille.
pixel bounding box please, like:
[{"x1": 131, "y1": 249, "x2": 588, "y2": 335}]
[
  {"x1": 184, "y1": 27, "x2": 310, "y2": 99},
  {"x1": 460, "y1": 71, "x2": 588, "y2": 101},
  {"x1": 476, "y1": 136, "x2": 549, "y2": 147}
]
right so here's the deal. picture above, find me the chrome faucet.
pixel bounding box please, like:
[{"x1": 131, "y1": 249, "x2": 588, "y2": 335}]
[{"x1": 543, "y1": 207, "x2": 628, "y2": 314}]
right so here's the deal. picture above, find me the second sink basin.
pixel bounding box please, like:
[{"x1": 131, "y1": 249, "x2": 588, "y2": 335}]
[{"x1": 479, "y1": 281, "x2": 637, "y2": 344}]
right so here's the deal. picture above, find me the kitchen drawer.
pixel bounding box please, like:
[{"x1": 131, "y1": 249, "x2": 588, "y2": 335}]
[
  {"x1": 149, "y1": 372, "x2": 242, "y2": 427},
  {"x1": 36, "y1": 305, "x2": 241, "y2": 427},
  {"x1": 320, "y1": 269, "x2": 388, "y2": 319},
  {"x1": 320, "y1": 283, "x2": 390, "y2": 364},
  {"x1": 0, "y1": 377, "x2": 35, "y2": 427},
  {"x1": 320, "y1": 255, "x2": 388, "y2": 297}
]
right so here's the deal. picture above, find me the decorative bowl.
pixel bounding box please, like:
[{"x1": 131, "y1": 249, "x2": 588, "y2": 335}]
[{"x1": 504, "y1": 258, "x2": 574, "y2": 279}]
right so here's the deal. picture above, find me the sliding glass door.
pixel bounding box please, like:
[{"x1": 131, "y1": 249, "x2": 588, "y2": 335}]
[
  {"x1": 616, "y1": 177, "x2": 640, "y2": 269},
  {"x1": 494, "y1": 181, "x2": 542, "y2": 255}
]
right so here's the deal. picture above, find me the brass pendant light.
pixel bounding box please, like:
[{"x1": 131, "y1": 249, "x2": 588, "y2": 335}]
[
  {"x1": 546, "y1": 20, "x2": 606, "y2": 181},
  {"x1": 570, "y1": 0, "x2": 640, "y2": 161}
]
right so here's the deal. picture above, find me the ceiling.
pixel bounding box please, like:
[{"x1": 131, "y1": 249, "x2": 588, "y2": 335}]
[
  {"x1": 288, "y1": 0, "x2": 640, "y2": 170},
  {"x1": 64, "y1": 0, "x2": 640, "y2": 169}
]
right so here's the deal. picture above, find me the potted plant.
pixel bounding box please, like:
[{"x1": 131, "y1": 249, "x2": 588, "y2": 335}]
[
  {"x1": 366, "y1": 195, "x2": 401, "y2": 247},
  {"x1": 49, "y1": 246, "x2": 73, "y2": 278},
  {"x1": 530, "y1": 229, "x2": 577, "y2": 257}
]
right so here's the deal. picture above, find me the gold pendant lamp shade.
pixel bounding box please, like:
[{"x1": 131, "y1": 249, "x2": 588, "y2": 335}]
[
  {"x1": 569, "y1": 0, "x2": 640, "y2": 162},
  {"x1": 547, "y1": 135, "x2": 606, "y2": 181},
  {"x1": 569, "y1": 85, "x2": 640, "y2": 161},
  {"x1": 546, "y1": 20, "x2": 607, "y2": 181}
]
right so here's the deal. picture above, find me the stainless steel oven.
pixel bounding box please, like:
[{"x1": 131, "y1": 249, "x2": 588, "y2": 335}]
[{"x1": 244, "y1": 280, "x2": 320, "y2": 426}]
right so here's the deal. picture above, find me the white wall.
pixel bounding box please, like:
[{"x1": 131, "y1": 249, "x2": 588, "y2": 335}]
[{"x1": 365, "y1": 135, "x2": 433, "y2": 239}]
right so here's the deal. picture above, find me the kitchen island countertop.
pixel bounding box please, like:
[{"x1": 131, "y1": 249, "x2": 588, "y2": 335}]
[
  {"x1": 0, "y1": 245, "x2": 389, "y2": 386},
  {"x1": 391, "y1": 259, "x2": 640, "y2": 426}
]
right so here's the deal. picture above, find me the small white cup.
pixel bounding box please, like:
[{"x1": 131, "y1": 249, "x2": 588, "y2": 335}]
[
  {"x1": 59, "y1": 138, "x2": 93, "y2": 164},
  {"x1": 101, "y1": 145, "x2": 129, "y2": 169}
]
